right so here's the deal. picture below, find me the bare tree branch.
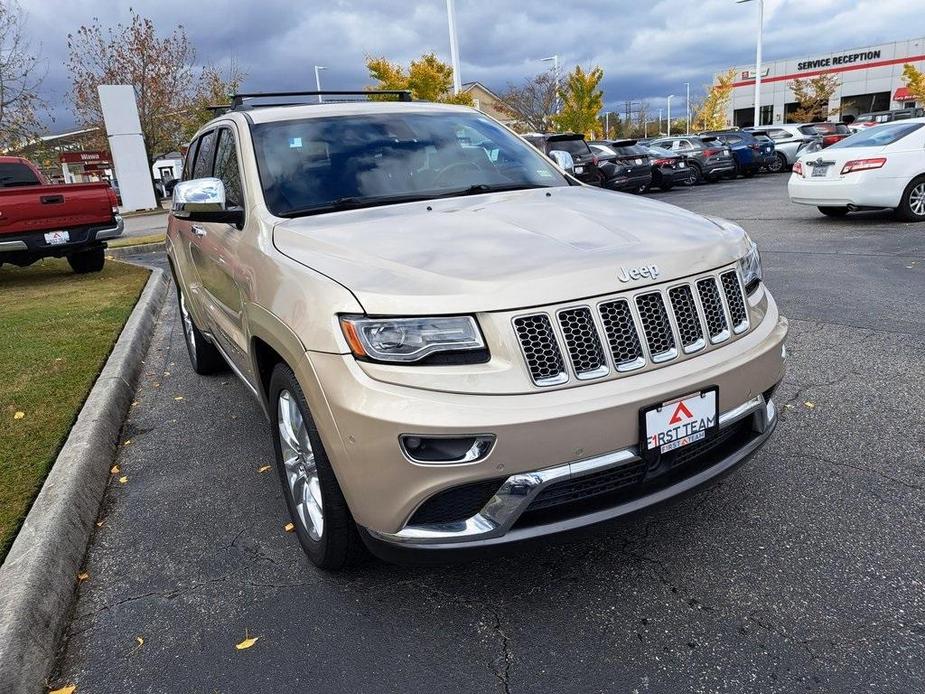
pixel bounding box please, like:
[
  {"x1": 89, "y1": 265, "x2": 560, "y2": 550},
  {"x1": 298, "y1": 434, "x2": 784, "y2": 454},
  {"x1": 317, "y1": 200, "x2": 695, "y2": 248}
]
[{"x1": 0, "y1": 0, "x2": 46, "y2": 151}]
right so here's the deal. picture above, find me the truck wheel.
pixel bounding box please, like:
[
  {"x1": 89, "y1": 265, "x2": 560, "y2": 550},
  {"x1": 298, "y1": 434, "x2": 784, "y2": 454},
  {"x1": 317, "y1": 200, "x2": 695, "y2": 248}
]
[
  {"x1": 818, "y1": 206, "x2": 850, "y2": 217},
  {"x1": 895, "y1": 176, "x2": 925, "y2": 222},
  {"x1": 176, "y1": 285, "x2": 226, "y2": 374},
  {"x1": 269, "y1": 363, "x2": 367, "y2": 570},
  {"x1": 67, "y1": 247, "x2": 105, "y2": 274}
]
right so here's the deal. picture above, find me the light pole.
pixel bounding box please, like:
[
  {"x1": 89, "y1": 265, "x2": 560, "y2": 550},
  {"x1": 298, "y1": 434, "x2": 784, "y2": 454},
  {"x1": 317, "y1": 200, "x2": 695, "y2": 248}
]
[
  {"x1": 446, "y1": 0, "x2": 462, "y2": 94},
  {"x1": 667, "y1": 95, "x2": 674, "y2": 136},
  {"x1": 737, "y1": 0, "x2": 764, "y2": 127},
  {"x1": 658, "y1": 108, "x2": 662, "y2": 134},
  {"x1": 314, "y1": 65, "x2": 327, "y2": 103},
  {"x1": 541, "y1": 55, "x2": 560, "y2": 114},
  {"x1": 684, "y1": 81, "x2": 691, "y2": 134}
]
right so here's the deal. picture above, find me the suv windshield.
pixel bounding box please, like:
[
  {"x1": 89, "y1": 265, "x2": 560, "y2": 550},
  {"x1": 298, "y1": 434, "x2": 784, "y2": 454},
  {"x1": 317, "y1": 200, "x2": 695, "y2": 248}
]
[
  {"x1": 252, "y1": 112, "x2": 568, "y2": 217},
  {"x1": 830, "y1": 122, "x2": 924, "y2": 149}
]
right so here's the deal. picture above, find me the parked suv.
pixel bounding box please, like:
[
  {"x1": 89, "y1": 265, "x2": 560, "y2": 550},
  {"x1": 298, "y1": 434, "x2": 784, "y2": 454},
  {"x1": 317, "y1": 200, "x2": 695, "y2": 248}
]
[
  {"x1": 522, "y1": 132, "x2": 603, "y2": 186},
  {"x1": 699, "y1": 130, "x2": 773, "y2": 178},
  {"x1": 745, "y1": 125, "x2": 823, "y2": 172},
  {"x1": 169, "y1": 93, "x2": 787, "y2": 569},
  {"x1": 650, "y1": 136, "x2": 736, "y2": 183},
  {"x1": 587, "y1": 140, "x2": 653, "y2": 192}
]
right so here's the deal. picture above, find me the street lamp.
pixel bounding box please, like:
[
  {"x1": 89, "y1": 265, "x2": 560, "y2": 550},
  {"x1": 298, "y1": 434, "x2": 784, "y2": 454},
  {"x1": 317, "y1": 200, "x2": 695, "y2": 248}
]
[
  {"x1": 684, "y1": 81, "x2": 691, "y2": 134},
  {"x1": 446, "y1": 0, "x2": 462, "y2": 94},
  {"x1": 541, "y1": 55, "x2": 561, "y2": 114},
  {"x1": 314, "y1": 65, "x2": 327, "y2": 103},
  {"x1": 737, "y1": 0, "x2": 764, "y2": 127},
  {"x1": 667, "y1": 95, "x2": 675, "y2": 136}
]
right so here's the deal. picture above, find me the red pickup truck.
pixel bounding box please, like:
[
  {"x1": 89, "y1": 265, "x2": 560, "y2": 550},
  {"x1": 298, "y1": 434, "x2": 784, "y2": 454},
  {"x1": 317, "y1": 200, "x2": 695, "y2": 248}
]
[{"x1": 0, "y1": 156, "x2": 123, "y2": 273}]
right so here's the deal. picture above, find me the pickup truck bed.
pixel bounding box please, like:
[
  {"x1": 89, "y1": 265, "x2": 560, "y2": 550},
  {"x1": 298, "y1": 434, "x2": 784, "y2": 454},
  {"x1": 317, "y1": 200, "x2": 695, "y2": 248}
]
[{"x1": 0, "y1": 156, "x2": 123, "y2": 273}]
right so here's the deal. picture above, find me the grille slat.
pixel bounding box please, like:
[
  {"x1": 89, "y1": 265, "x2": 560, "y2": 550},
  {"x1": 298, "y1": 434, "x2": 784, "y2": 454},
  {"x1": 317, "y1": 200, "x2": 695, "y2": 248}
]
[
  {"x1": 720, "y1": 271, "x2": 749, "y2": 333},
  {"x1": 668, "y1": 285, "x2": 705, "y2": 353},
  {"x1": 557, "y1": 307, "x2": 608, "y2": 379},
  {"x1": 598, "y1": 299, "x2": 645, "y2": 371},
  {"x1": 635, "y1": 292, "x2": 677, "y2": 362},
  {"x1": 513, "y1": 314, "x2": 568, "y2": 386},
  {"x1": 696, "y1": 277, "x2": 730, "y2": 342}
]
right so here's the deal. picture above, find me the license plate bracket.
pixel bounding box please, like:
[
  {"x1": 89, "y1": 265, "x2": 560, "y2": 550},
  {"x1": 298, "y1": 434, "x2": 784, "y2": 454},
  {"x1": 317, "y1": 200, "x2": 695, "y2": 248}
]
[
  {"x1": 44, "y1": 231, "x2": 70, "y2": 245},
  {"x1": 639, "y1": 387, "x2": 719, "y2": 463}
]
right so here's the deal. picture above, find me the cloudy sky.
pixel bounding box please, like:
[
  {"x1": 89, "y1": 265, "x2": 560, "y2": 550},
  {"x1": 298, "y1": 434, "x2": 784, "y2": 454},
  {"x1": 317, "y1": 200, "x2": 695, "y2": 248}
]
[{"x1": 17, "y1": 0, "x2": 923, "y2": 132}]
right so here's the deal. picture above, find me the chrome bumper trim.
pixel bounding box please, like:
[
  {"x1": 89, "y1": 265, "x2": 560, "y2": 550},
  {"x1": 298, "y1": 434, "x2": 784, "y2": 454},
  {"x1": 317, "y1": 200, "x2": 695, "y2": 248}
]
[
  {"x1": 95, "y1": 216, "x2": 124, "y2": 240},
  {"x1": 0, "y1": 240, "x2": 28, "y2": 252},
  {"x1": 368, "y1": 395, "x2": 772, "y2": 547}
]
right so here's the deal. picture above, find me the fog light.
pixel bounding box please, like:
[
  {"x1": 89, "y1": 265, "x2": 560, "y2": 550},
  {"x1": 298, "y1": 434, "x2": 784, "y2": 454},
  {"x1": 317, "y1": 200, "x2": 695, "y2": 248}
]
[{"x1": 400, "y1": 435, "x2": 495, "y2": 464}]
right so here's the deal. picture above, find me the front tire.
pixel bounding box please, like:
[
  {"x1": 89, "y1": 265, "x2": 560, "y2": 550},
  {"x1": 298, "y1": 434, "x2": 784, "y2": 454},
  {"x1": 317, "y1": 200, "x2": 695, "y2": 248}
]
[
  {"x1": 818, "y1": 206, "x2": 850, "y2": 217},
  {"x1": 269, "y1": 364, "x2": 367, "y2": 570},
  {"x1": 895, "y1": 176, "x2": 925, "y2": 222},
  {"x1": 67, "y1": 247, "x2": 105, "y2": 274},
  {"x1": 175, "y1": 284, "x2": 226, "y2": 374}
]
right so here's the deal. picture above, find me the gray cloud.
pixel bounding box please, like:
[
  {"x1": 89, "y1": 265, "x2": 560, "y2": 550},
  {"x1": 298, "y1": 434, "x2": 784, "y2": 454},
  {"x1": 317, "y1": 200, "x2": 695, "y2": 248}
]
[{"x1": 17, "y1": 0, "x2": 923, "y2": 131}]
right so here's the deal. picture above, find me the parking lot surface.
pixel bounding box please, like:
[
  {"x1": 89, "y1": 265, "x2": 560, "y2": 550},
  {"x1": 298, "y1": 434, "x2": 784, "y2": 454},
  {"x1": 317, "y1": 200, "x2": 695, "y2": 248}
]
[{"x1": 54, "y1": 175, "x2": 924, "y2": 693}]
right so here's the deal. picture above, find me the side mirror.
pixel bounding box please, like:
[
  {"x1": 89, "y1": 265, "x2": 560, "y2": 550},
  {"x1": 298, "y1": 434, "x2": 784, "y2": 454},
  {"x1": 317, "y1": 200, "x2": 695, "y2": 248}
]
[
  {"x1": 172, "y1": 177, "x2": 244, "y2": 226},
  {"x1": 548, "y1": 149, "x2": 575, "y2": 173}
]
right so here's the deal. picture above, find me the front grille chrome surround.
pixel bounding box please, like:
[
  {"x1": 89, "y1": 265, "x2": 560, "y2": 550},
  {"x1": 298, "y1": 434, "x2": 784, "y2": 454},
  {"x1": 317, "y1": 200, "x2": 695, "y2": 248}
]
[{"x1": 512, "y1": 265, "x2": 752, "y2": 388}]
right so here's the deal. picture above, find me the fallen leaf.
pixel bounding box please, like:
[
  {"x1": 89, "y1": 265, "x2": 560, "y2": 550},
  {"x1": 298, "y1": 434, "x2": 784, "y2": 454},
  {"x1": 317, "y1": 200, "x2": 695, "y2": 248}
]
[
  {"x1": 131, "y1": 401, "x2": 139, "y2": 407},
  {"x1": 153, "y1": 382, "x2": 161, "y2": 388},
  {"x1": 110, "y1": 464, "x2": 120, "y2": 474},
  {"x1": 804, "y1": 401, "x2": 815, "y2": 409},
  {"x1": 235, "y1": 630, "x2": 260, "y2": 650},
  {"x1": 784, "y1": 404, "x2": 794, "y2": 409},
  {"x1": 123, "y1": 439, "x2": 133, "y2": 446},
  {"x1": 49, "y1": 685, "x2": 76, "y2": 694},
  {"x1": 119, "y1": 476, "x2": 128, "y2": 484},
  {"x1": 174, "y1": 396, "x2": 184, "y2": 401},
  {"x1": 163, "y1": 371, "x2": 171, "y2": 376},
  {"x1": 77, "y1": 572, "x2": 89, "y2": 582},
  {"x1": 14, "y1": 411, "x2": 25, "y2": 420},
  {"x1": 258, "y1": 465, "x2": 272, "y2": 473},
  {"x1": 135, "y1": 636, "x2": 144, "y2": 647},
  {"x1": 96, "y1": 521, "x2": 104, "y2": 528},
  {"x1": 284, "y1": 522, "x2": 295, "y2": 532}
]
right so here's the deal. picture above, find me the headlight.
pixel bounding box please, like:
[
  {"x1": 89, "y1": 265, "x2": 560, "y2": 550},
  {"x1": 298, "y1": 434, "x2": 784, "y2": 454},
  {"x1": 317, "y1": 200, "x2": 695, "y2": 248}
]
[
  {"x1": 339, "y1": 315, "x2": 488, "y2": 364},
  {"x1": 738, "y1": 240, "x2": 762, "y2": 294}
]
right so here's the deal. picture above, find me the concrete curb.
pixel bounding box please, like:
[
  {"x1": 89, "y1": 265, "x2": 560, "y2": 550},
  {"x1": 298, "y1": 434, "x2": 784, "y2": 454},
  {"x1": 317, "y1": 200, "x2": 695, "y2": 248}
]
[
  {"x1": 107, "y1": 241, "x2": 165, "y2": 258},
  {"x1": 0, "y1": 267, "x2": 169, "y2": 694}
]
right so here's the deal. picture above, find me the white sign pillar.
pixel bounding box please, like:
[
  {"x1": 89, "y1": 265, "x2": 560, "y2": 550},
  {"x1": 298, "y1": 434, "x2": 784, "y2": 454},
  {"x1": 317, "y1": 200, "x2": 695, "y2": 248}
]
[{"x1": 97, "y1": 85, "x2": 157, "y2": 212}]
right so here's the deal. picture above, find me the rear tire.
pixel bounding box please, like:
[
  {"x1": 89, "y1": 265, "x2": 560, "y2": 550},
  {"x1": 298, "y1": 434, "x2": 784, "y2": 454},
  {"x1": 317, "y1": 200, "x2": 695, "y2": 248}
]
[
  {"x1": 818, "y1": 206, "x2": 850, "y2": 218},
  {"x1": 689, "y1": 163, "x2": 703, "y2": 184},
  {"x1": 895, "y1": 176, "x2": 925, "y2": 222},
  {"x1": 269, "y1": 363, "x2": 367, "y2": 570},
  {"x1": 175, "y1": 283, "x2": 226, "y2": 374},
  {"x1": 768, "y1": 152, "x2": 788, "y2": 173},
  {"x1": 67, "y1": 247, "x2": 105, "y2": 274}
]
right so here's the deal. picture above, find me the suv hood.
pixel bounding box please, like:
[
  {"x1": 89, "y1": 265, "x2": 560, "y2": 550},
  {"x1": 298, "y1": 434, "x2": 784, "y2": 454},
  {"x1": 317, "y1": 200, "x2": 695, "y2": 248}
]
[{"x1": 273, "y1": 186, "x2": 749, "y2": 315}]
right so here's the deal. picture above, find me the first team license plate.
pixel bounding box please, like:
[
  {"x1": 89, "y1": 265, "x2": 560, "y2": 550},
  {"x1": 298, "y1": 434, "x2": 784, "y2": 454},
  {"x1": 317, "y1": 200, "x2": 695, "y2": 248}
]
[
  {"x1": 44, "y1": 231, "x2": 70, "y2": 245},
  {"x1": 642, "y1": 388, "x2": 719, "y2": 455}
]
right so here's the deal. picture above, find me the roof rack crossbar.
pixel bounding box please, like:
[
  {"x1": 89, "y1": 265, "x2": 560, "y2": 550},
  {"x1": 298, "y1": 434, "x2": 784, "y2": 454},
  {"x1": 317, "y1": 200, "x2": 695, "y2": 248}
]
[{"x1": 228, "y1": 90, "x2": 413, "y2": 110}]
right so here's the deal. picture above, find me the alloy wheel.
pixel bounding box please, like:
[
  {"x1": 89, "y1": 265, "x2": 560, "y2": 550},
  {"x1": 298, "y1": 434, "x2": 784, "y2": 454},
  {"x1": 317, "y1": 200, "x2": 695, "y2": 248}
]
[
  {"x1": 278, "y1": 390, "x2": 324, "y2": 541},
  {"x1": 910, "y1": 182, "x2": 925, "y2": 217}
]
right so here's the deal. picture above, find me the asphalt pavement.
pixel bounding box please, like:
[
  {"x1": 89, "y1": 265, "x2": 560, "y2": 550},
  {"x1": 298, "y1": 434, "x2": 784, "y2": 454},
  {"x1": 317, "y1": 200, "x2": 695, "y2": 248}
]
[{"x1": 53, "y1": 175, "x2": 925, "y2": 693}]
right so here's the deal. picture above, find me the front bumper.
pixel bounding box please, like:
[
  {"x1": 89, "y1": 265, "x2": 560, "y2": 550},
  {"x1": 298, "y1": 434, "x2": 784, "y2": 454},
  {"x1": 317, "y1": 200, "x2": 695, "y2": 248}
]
[{"x1": 366, "y1": 393, "x2": 776, "y2": 551}]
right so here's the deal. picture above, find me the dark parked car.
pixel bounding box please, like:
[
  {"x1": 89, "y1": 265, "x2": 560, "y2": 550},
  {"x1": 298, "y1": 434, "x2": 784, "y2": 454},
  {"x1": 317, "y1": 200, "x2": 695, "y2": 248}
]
[
  {"x1": 699, "y1": 129, "x2": 774, "y2": 178},
  {"x1": 644, "y1": 145, "x2": 695, "y2": 190},
  {"x1": 587, "y1": 139, "x2": 653, "y2": 192},
  {"x1": 649, "y1": 136, "x2": 736, "y2": 183},
  {"x1": 522, "y1": 133, "x2": 603, "y2": 186}
]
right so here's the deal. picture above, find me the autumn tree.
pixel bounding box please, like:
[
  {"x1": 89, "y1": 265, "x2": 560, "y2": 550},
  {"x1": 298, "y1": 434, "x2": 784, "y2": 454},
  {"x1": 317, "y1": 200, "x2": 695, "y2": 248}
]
[
  {"x1": 692, "y1": 68, "x2": 736, "y2": 132},
  {"x1": 789, "y1": 72, "x2": 840, "y2": 123},
  {"x1": 901, "y1": 63, "x2": 925, "y2": 102},
  {"x1": 67, "y1": 10, "x2": 240, "y2": 161},
  {"x1": 0, "y1": 1, "x2": 45, "y2": 151},
  {"x1": 497, "y1": 70, "x2": 558, "y2": 132},
  {"x1": 181, "y1": 61, "x2": 247, "y2": 142},
  {"x1": 365, "y1": 52, "x2": 472, "y2": 105},
  {"x1": 553, "y1": 65, "x2": 604, "y2": 138}
]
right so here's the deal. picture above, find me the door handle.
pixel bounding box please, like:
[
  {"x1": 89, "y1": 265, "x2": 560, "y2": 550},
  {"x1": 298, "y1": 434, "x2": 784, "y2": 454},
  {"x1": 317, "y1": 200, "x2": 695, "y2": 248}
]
[{"x1": 191, "y1": 224, "x2": 207, "y2": 238}]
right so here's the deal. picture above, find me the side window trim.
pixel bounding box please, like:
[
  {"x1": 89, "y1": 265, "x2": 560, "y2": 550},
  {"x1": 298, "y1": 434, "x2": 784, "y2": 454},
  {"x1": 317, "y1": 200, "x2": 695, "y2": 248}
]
[{"x1": 182, "y1": 138, "x2": 200, "y2": 181}]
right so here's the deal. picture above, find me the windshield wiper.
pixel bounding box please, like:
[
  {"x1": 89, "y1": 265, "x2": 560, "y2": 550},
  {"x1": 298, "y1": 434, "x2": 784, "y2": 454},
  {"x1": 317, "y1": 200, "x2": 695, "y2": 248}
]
[{"x1": 445, "y1": 183, "x2": 546, "y2": 197}]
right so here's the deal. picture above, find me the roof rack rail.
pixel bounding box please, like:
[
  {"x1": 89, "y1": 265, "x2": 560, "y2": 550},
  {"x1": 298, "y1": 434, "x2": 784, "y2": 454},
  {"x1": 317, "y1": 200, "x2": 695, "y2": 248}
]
[{"x1": 228, "y1": 90, "x2": 413, "y2": 110}]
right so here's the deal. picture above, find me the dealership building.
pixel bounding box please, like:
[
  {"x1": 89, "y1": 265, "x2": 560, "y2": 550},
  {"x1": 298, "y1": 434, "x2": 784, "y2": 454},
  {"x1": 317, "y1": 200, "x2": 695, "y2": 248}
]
[{"x1": 722, "y1": 37, "x2": 925, "y2": 127}]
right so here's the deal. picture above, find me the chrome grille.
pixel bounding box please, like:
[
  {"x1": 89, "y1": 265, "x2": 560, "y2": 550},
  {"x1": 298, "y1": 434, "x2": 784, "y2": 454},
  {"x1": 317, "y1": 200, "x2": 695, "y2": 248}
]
[
  {"x1": 599, "y1": 299, "x2": 645, "y2": 371},
  {"x1": 513, "y1": 314, "x2": 567, "y2": 385},
  {"x1": 557, "y1": 307, "x2": 608, "y2": 379},
  {"x1": 635, "y1": 292, "x2": 677, "y2": 362},
  {"x1": 514, "y1": 268, "x2": 749, "y2": 387},
  {"x1": 668, "y1": 285, "x2": 704, "y2": 353},
  {"x1": 696, "y1": 277, "x2": 730, "y2": 343},
  {"x1": 720, "y1": 271, "x2": 748, "y2": 333}
]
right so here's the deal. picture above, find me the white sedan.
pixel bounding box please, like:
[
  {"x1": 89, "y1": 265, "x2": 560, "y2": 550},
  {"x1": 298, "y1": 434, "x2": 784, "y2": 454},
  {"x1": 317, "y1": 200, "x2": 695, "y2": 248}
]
[{"x1": 788, "y1": 118, "x2": 925, "y2": 221}]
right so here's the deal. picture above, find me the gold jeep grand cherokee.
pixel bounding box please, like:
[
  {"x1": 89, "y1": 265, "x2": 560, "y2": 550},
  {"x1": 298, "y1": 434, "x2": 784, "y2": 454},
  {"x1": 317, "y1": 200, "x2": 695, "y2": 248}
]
[{"x1": 168, "y1": 91, "x2": 787, "y2": 569}]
